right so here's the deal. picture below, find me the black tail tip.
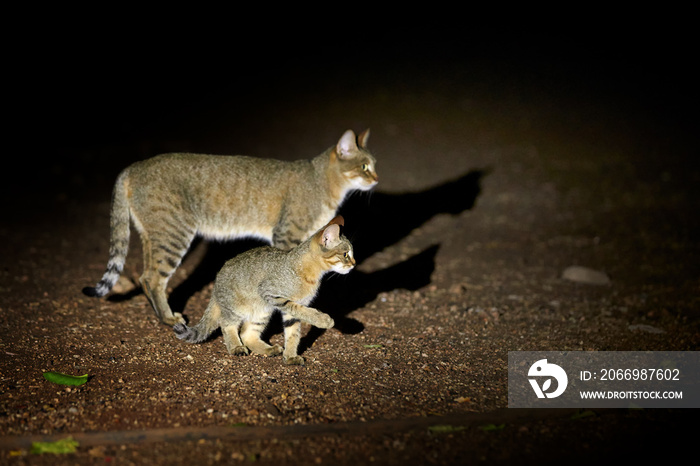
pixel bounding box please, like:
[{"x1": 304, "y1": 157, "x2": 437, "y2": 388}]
[{"x1": 82, "y1": 286, "x2": 99, "y2": 297}]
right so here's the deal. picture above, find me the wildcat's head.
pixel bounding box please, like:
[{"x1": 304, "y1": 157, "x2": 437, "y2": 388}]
[
  {"x1": 314, "y1": 216, "x2": 355, "y2": 275},
  {"x1": 333, "y1": 129, "x2": 378, "y2": 191}
]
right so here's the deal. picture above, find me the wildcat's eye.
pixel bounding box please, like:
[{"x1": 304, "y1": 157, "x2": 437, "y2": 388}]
[{"x1": 361, "y1": 163, "x2": 369, "y2": 172}]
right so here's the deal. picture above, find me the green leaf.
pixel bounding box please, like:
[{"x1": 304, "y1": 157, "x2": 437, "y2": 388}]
[
  {"x1": 30, "y1": 437, "x2": 79, "y2": 454},
  {"x1": 42, "y1": 372, "x2": 88, "y2": 386},
  {"x1": 363, "y1": 344, "x2": 384, "y2": 349},
  {"x1": 231, "y1": 422, "x2": 248, "y2": 428},
  {"x1": 428, "y1": 424, "x2": 466, "y2": 434},
  {"x1": 478, "y1": 423, "x2": 505, "y2": 432}
]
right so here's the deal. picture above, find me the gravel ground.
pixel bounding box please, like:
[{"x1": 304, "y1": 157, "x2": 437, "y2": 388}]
[{"x1": 2, "y1": 28, "x2": 698, "y2": 464}]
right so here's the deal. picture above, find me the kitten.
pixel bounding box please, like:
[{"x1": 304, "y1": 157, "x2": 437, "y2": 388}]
[
  {"x1": 83, "y1": 129, "x2": 377, "y2": 325},
  {"x1": 173, "y1": 216, "x2": 353, "y2": 365}
]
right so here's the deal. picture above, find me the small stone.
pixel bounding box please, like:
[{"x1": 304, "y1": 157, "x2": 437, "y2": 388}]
[
  {"x1": 449, "y1": 283, "x2": 466, "y2": 294},
  {"x1": 562, "y1": 266, "x2": 611, "y2": 285},
  {"x1": 88, "y1": 446, "x2": 106, "y2": 457},
  {"x1": 628, "y1": 324, "x2": 665, "y2": 334}
]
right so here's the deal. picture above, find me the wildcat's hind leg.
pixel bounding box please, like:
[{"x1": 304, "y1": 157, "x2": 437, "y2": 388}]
[
  {"x1": 138, "y1": 228, "x2": 194, "y2": 325},
  {"x1": 240, "y1": 320, "x2": 283, "y2": 357}
]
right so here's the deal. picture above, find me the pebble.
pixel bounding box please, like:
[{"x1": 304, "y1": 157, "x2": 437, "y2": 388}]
[
  {"x1": 628, "y1": 324, "x2": 665, "y2": 334},
  {"x1": 561, "y1": 266, "x2": 611, "y2": 285}
]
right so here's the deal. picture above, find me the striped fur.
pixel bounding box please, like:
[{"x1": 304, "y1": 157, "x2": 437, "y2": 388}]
[
  {"x1": 174, "y1": 216, "x2": 354, "y2": 365},
  {"x1": 82, "y1": 171, "x2": 131, "y2": 297},
  {"x1": 83, "y1": 130, "x2": 377, "y2": 326}
]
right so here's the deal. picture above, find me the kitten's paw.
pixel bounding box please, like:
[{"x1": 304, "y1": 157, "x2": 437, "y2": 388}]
[
  {"x1": 283, "y1": 355, "x2": 305, "y2": 366},
  {"x1": 163, "y1": 313, "x2": 186, "y2": 326},
  {"x1": 230, "y1": 345, "x2": 250, "y2": 356},
  {"x1": 315, "y1": 314, "x2": 334, "y2": 329}
]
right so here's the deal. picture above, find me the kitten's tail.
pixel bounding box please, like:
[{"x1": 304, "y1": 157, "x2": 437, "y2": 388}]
[
  {"x1": 82, "y1": 170, "x2": 131, "y2": 298},
  {"x1": 173, "y1": 323, "x2": 200, "y2": 342},
  {"x1": 173, "y1": 301, "x2": 221, "y2": 343},
  {"x1": 173, "y1": 322, "x2": 213, "y2": 344}
]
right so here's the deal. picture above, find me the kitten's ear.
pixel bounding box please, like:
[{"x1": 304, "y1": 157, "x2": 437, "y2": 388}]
[
  {"x1": 320, "y1": 224, "x2": 340, "y2": 248},
  {"x1": 358, "y1": 128, "x2": 370, "y2": 149},
  {"x1": 319, "y1": 216, "x2": 343, "y2": 247},
  {"x1": 336, "y1": 130, "x2": 358, "y2": 159}
]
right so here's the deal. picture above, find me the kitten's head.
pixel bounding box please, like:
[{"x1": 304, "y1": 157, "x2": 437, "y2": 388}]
[
  {"x1": 333, "y1": 129, "x2": 378, "y2": 191},
  {"x1": 314, "y1": 216, "x2": 355, "y2": 275}
]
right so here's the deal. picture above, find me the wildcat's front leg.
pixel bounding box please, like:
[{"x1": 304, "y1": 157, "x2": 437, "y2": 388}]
[{"x1": 140, "y1": 272, "x2": 185, "y2": 326}]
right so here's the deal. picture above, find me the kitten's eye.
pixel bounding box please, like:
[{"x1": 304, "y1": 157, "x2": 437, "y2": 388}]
[
  {"x1": 343, "y1": 252, "x2": 348, "y2": 259},
  {"x1": 361, "y1": 163, "x2": 369, "y2": 172}
]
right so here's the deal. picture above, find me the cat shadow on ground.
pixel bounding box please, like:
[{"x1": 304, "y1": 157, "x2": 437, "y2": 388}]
[{"x1": 297, "y1": 168, "x2": 485, "y2": 352}]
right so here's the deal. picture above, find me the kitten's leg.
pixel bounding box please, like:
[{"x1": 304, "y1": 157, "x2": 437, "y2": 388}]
[
  {"x1": 240, "y1": 321, "x2": 283, "y2": 357},
  {"x1": 271, "y1": 300, "x2": 334, "y2": 329},
  {"x1": 139, "y1": 227, "x2": 195, "y2": 325},
  {"x1": 281, "y1": 315, "x2": 304, "y2": 365},
  {"x1": 221, "y1": 313, "x2": 248, "y2": 356}
]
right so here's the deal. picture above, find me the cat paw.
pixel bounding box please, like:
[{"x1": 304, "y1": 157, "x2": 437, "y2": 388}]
[
  {"x1": 263, "y1": 345, "x2": 283, "y2": 357},
  {"x1": 163, "y1": 313, "x2": 186, "y2": 326},
  {"x1": 315, "y1": 314, "x2": 334, "y2": 329},
  {"x1": 230, "y1": 345, "x2": 250, "y2": 356},
  {"x1": 283, "y1": 355, "x2": 305, "y2": 366}
]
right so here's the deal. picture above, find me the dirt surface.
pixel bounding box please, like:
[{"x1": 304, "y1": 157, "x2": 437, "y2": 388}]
[{"x1": 2, "y1": 30, "x2": 698, "y2": 464}]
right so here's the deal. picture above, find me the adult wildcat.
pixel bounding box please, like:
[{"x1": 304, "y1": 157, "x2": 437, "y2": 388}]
[{"x1": 83, "y1": 130, "x2": 377, "y2": 325}]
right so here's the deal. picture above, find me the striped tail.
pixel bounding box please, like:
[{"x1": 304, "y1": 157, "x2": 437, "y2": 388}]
[
  {"x1": 174, "y1": 323, "x2": 198, "y2": 342},
  {"x1": 173, "y1": 301, "x2": 221, "y2": 343},
  {"x1": 173, "y1": 322, "x2": 212, "y2": 343},
  {"x1": 82, "y1": 171, "x2": 131, "y2": 298}
]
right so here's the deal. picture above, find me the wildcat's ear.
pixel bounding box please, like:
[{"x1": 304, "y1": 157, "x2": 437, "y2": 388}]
[
  {"x1": 328, "y1": 215, "x2": 344, "y2": 227},
  {"x1": 320, "y1": 224, "x2": 340, "y2": 248},
  {"x1": 336, "y1": 130, "x2": 358, "y2": 159},
  {"x1": 358, "y1": 128, "x2": 370, "y2": 149}
]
